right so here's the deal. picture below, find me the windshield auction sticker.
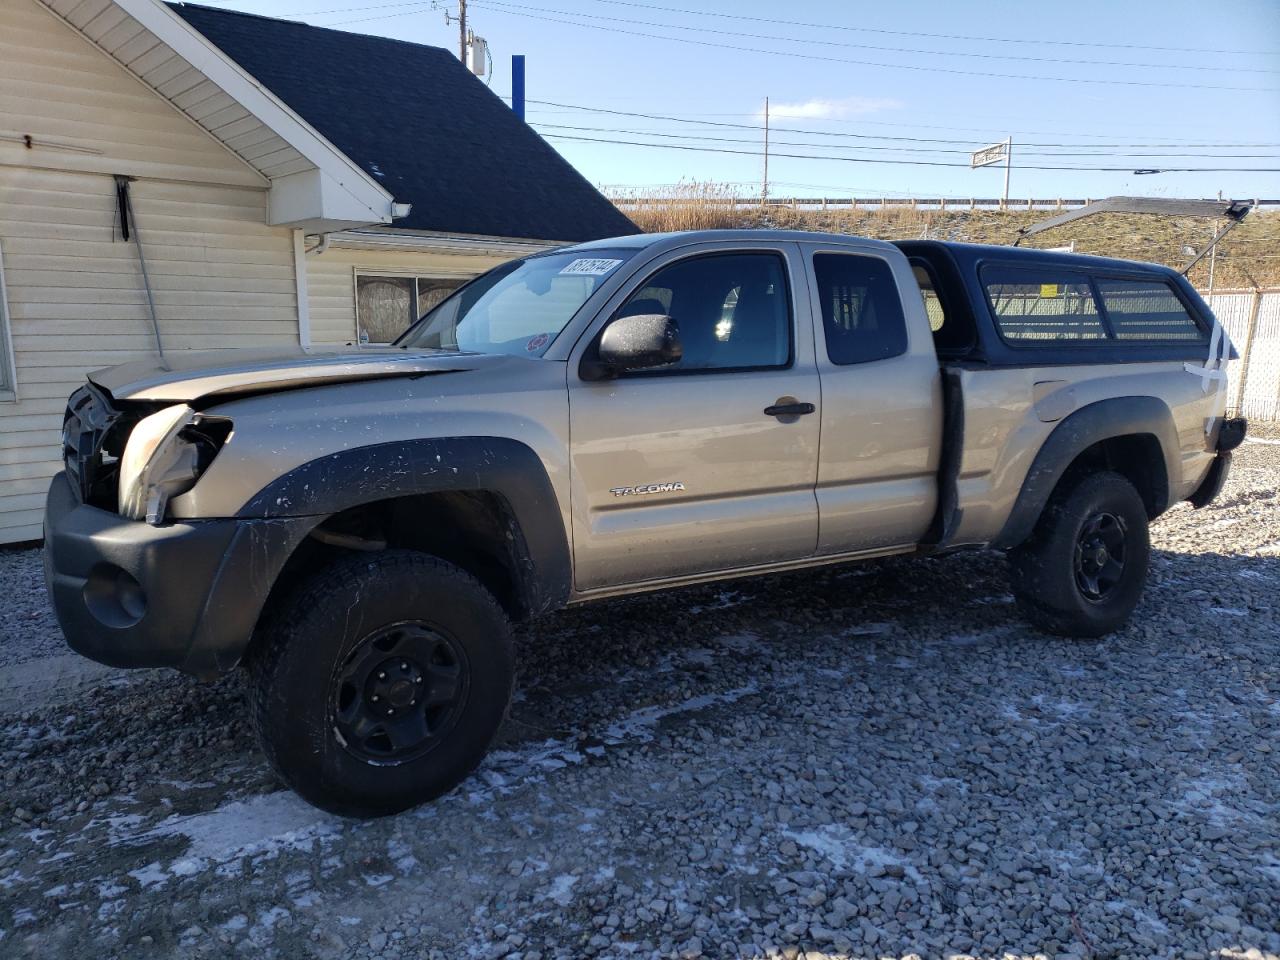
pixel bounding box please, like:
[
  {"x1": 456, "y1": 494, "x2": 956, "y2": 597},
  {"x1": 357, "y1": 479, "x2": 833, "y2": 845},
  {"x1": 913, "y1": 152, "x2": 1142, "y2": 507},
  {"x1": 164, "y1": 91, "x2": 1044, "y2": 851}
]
[{"x1": 559, "y1": 258, "x2": 624, "y2": 276}]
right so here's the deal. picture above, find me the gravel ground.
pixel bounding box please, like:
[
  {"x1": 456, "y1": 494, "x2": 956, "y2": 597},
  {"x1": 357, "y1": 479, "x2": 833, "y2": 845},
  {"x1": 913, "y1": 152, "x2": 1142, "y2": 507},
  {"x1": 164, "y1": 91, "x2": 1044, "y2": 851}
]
[{"x1": 2, "y1": 438, "x2": 1278, "y2": 960}]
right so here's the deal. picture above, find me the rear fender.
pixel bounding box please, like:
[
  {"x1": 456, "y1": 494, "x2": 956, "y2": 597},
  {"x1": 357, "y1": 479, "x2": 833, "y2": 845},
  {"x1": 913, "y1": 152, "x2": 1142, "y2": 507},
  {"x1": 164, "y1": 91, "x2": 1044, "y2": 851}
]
[{"x1": 992, "y1": 397, "x2": 1179, "y2": 549}]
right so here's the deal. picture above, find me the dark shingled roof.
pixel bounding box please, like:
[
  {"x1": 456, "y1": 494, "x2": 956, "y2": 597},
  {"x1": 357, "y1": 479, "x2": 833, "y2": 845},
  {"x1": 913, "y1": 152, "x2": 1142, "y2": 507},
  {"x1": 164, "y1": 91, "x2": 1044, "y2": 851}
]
[{"x1": 171, "y1": 4, "x2": 638, "y2": 242}]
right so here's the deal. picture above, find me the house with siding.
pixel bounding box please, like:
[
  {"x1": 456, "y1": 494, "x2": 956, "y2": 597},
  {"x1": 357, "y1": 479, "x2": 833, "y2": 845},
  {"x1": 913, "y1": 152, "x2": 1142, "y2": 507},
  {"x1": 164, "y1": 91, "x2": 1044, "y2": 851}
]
[{"x1": 0, "y1": 0, "x2": 636, "y2": 542}]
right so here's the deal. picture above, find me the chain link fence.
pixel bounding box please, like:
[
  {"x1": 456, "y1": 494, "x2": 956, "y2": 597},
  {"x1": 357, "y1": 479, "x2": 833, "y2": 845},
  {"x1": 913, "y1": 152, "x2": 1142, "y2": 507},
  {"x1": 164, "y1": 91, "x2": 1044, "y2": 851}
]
[{"x1": 1205, "y1": 288, "x2": 1280, "y2": 422}]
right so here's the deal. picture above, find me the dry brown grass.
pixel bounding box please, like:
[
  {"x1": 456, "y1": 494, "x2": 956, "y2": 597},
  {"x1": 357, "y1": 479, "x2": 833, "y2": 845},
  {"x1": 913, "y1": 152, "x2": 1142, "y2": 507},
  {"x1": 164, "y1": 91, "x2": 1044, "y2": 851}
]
[{"x1": 609, "y1": 184, "x2": 1280, "y2": 289}]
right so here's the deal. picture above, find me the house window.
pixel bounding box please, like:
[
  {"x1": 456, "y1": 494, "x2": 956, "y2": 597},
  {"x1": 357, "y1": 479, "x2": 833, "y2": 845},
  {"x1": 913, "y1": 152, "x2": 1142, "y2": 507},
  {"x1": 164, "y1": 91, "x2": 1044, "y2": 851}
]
[
  {"x1": 0, "y1": 239, "x2": 16, "y2": 401},
  {"x1": 355, "y1": 273, "x2": 464, "y2": 345}
]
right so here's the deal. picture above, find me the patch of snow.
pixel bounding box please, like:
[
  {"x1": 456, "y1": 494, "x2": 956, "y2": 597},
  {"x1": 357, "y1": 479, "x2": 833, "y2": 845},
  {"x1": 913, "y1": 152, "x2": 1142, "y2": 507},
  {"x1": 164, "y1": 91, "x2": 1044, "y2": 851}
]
[
  {"x1": 783, "y1": 825, "x2": 922, "y2": 883},
  {"x1": 687, "y1": 590, "x2": 744, "y2": 614},
  {"x1": 135, "y1": 791, "x2": 342, "y2": 870},
  {"x1": 256, "y1": 906, "x2": 290, "y2": 931},
  {"x1": 1031, "y1": 694, "x2": 1091, "y2": 720},
  {"x1": 604, "y1": 683, "x2": 759, "y2": 743},
  {"x1": 546, "y1": 873, "x2": 578, "y2": 906},
  {"x1": 128, "y1": 862, "x2": 169, "y2": 889}
]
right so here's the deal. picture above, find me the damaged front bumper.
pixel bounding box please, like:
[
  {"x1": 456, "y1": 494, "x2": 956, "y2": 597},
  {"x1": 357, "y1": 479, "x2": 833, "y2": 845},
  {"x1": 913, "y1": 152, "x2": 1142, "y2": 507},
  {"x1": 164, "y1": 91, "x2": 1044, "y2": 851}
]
[{"x1": 43, "y1": 471, "x2": 314, "y2": 677}]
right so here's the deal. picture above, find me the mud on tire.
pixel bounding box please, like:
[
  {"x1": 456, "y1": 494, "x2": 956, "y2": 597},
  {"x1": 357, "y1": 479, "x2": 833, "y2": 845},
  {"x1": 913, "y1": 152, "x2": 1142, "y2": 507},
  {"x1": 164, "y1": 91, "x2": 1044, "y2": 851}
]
[{"x1": 246, "y1": 550, "x2": 514, "y2": 817}]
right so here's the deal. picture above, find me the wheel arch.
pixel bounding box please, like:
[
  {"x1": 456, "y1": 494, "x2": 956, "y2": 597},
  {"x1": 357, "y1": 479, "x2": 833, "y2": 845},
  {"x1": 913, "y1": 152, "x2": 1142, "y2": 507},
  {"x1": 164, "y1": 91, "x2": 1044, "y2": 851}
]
[
  {"x1": 238, "y1": 437, "x2": 572, "y2": 627},
  {"x1": 992, "y1": 396, "x2": 1179, "y2": 550}
]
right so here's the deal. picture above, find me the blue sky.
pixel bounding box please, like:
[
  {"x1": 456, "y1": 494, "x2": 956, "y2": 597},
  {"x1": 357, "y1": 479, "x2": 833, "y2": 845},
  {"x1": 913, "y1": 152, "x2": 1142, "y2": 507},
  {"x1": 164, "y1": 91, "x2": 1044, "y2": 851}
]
[{"x1": 187, "y1": 0, "x2": 1279, "y2": 200}]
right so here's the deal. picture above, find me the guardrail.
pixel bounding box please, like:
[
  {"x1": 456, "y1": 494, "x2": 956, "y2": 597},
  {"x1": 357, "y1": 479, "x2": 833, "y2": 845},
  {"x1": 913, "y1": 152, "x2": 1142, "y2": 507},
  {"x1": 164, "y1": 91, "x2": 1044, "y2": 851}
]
[{"x1": 612, "y1": 197, "x2": 1280, "y2": 212}]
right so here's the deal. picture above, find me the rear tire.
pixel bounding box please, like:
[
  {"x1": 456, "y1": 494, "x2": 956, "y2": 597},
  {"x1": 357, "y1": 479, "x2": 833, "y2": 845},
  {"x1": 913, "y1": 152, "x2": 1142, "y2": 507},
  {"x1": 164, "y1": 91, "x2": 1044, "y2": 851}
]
[
  {"x1": 246, "y1": 550, "x2": 514, "y2": 817},
  {"x1": 1008, "y1": 471, "x2": 1150, "y2": 638}
]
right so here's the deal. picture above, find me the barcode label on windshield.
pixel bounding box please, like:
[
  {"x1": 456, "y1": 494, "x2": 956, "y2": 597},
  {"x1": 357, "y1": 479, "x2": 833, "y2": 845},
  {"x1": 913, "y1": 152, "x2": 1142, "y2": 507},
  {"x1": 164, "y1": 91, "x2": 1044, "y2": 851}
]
[{"x1": 559, "y1": 258, "x2": 623, "y2": 276}]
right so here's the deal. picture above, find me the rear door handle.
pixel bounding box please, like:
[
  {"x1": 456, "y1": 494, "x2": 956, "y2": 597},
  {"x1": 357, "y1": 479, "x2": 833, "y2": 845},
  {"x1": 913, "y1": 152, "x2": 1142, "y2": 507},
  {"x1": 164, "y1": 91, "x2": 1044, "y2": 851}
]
[{"x1": 763, "y1": 400, "x2": 816, "y2": 418}]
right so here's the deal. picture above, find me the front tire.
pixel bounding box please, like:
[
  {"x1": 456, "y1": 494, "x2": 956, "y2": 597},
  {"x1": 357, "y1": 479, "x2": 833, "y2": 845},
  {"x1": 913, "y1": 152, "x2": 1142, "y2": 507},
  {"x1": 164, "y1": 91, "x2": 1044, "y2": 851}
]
[
  {"x1": 1008, "y1": 471, "x2": 1150, "y2": 638},
  {"x1": 247, "y1": 550, "x2": 514, "y2": 817}
]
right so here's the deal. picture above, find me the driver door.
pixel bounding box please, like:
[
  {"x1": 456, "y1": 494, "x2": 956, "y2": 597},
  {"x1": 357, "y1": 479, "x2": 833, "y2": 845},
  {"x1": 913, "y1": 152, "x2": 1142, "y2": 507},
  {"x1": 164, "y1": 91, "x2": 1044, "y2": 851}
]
[{"x1": 567, "y1": 242, "x2": 821, "y2": 592}]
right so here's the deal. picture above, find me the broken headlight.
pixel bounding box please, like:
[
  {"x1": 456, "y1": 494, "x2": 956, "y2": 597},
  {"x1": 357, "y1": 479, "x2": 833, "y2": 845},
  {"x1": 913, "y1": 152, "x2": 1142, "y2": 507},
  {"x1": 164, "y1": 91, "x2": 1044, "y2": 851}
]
[{"x1": 117, "y1": 405, "x2": 231, "y2": 524}]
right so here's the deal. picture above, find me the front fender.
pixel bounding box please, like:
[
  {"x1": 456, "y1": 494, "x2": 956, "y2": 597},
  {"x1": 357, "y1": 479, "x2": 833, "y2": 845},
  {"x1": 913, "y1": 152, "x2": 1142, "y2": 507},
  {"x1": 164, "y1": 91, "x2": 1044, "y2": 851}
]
[
  {"x1": 991, "y1": 396, "x2": 1180, "y2": 550},
  {"x1": 239, "y1": 437, "x2": 572, "y2": 615}
]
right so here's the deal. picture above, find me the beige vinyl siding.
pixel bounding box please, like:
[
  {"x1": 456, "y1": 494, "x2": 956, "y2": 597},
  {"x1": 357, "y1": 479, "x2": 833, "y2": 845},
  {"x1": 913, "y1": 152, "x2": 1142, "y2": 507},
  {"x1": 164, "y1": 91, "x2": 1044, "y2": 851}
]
[
  {"x1": 0, "y1": 0, "x2": 264, "y2": 188},
  {"x1": 307, "y1": 247, "x2": 506, "y2": 344},
  {"x1": 0, "y1": 0, "x2": 298, "y2": 541},
  {"x1": 0, "y1": 170, "x2": 298, "y2": 540}
]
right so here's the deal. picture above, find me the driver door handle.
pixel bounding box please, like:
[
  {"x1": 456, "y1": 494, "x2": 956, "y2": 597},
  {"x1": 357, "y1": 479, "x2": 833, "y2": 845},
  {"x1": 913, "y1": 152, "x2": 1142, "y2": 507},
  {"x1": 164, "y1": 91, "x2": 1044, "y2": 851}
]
[{"x1": 763, "y1": 400, "x2": 816, "y2": 418}]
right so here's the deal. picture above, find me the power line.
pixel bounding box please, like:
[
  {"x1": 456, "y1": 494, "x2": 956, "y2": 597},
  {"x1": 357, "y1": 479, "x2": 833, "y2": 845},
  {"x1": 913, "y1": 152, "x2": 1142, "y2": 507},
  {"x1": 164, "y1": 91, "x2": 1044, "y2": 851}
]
[
  {"x1": 525, "y1": 99, "x2": 1280, "y2": 149},
  {"x1": 305, "y1": 0, "x2": 1276, "y2": 56},
  {"x1": 501, "y1": 0, "x2": 1277, "y2": 58},
  {"x1": 469, "y1": 6, "x2": 1278, "y2": 92},
  {"x1": 521, "y1": 105, "x2": 1280, "y2": 143},
  {"x1": 469, "y1": 0, "x2": 1278, "y2": 74},
  {"x1": 541, "y1": 132, "x2": 1280, "y2": 172},
  {"x1": 530, "y1": 122, "x2": 1280, "y2": 159}
]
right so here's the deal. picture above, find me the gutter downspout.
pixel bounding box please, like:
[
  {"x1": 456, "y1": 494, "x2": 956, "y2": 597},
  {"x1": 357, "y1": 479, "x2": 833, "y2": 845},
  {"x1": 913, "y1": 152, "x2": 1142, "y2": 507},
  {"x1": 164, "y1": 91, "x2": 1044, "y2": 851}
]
[
  {"x1": 115, "y1": 176, "x2": 167, "y2": 368},
  {"x1": 292, "y1": 229, "x2": 312, "y2": 351}
]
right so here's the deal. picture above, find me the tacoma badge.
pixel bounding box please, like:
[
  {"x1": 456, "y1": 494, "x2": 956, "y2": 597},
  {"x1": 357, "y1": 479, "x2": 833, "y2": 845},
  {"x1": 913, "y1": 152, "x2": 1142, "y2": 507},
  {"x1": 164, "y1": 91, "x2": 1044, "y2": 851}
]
[{"x1": 610, "y1": 482, "x2": 686, "y2": 497}]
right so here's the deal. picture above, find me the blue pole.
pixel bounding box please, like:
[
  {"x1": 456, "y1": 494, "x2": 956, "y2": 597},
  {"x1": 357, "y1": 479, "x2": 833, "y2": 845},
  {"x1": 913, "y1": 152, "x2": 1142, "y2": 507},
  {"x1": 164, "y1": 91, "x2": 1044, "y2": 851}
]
[{"x1": 512, "y1": 54, "x2": 525, "y2": 121}]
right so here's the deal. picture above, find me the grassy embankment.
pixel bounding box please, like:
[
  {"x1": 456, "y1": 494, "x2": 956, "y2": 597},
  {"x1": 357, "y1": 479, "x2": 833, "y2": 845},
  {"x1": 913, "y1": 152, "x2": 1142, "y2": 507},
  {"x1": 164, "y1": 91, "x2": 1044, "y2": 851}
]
[{"x1": 609, "y1": 182, "x2": 1280, "y2": 289}]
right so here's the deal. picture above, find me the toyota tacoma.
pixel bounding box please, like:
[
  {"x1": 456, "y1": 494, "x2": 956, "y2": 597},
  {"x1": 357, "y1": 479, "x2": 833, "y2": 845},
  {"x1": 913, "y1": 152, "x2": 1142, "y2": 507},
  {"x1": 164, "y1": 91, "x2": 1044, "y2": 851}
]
[{"x1": 45, "y1": 230, "x2": 1246, "y2": 816}]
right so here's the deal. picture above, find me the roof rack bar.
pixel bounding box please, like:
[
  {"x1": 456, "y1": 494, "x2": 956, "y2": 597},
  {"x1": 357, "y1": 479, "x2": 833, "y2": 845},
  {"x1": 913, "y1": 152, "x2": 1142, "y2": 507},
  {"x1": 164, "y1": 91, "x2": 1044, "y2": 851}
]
[{"x1": 1014, "y1": 196, "x2": 1254, "y2": 246}]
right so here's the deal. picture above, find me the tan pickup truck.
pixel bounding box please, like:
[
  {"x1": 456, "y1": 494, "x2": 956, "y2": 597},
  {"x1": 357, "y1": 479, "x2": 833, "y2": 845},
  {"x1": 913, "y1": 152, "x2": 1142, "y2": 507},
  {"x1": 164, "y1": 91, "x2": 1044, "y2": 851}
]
[{"x1": 45, "y1": 229, "x2": 1246, "y2": 816}]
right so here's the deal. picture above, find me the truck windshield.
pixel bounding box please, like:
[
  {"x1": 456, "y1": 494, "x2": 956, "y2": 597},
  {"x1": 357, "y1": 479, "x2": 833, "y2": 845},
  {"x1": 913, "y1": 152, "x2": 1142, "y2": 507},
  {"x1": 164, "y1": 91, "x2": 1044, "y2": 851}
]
[{"x1": 395, "y1": 249, "x2": 637, "y2": 357}]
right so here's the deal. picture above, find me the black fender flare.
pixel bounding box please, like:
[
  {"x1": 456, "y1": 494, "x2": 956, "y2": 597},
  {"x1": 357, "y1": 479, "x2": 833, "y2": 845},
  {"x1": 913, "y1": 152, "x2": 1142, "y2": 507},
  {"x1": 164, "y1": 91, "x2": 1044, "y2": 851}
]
[
  {"x1": 237, "y1": 436, "x2": 572, "y2": 615},
  {"x1": 992, "y1": 396, "x2": 1180, "y2": 550}
]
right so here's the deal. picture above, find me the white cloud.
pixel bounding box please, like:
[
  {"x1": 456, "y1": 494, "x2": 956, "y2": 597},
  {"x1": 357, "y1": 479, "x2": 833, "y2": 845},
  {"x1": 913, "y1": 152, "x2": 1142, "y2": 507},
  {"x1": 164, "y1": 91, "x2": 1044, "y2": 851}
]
[{"x1": 760, "y1": 96, "x2": 902, "y2": 120}]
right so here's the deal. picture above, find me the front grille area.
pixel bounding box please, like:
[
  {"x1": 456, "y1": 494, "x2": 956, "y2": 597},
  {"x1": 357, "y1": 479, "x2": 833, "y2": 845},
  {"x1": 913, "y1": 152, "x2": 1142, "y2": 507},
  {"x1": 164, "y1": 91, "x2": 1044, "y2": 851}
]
[{"x1": 62, "y1": 383, "x2": 131, "y2": 508}]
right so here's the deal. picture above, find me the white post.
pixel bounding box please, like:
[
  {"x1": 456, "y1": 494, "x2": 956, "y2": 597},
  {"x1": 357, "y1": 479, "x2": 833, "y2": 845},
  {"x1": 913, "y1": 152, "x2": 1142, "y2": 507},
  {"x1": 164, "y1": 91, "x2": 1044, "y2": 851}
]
[{"x1": 1003, "y1": 137, "x2": 1013, "y2": 205}]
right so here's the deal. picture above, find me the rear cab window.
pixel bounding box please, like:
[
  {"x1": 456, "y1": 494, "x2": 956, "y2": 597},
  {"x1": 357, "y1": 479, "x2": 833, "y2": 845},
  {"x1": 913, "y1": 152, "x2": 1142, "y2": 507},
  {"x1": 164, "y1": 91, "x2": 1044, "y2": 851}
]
[
  {"x1": 980, "y1": 263, "x2": 1207, "y2": 348},
  {"x1": 812, "y1": 253, "x2": 908, "y2": 365},
  {"x1": 1094, "y1": 279, "x2": 1207, "y2": 342},
  {"x1": 982, "y1": 267, "x2": 1108, "y2": 342}
]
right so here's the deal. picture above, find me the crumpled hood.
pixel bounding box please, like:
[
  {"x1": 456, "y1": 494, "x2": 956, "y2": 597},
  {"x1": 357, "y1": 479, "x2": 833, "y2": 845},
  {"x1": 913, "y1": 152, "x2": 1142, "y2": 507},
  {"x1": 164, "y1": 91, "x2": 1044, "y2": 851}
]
[{"x1": 89, "y1": 346, "x2": 480, "y2": 403}]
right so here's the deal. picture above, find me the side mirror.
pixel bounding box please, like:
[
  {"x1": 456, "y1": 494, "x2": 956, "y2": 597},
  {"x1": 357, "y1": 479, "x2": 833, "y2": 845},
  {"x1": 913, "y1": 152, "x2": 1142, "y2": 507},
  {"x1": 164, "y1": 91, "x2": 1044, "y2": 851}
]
[{"x1": 583, "y1": 314, "x2": 682, "y2": 380}]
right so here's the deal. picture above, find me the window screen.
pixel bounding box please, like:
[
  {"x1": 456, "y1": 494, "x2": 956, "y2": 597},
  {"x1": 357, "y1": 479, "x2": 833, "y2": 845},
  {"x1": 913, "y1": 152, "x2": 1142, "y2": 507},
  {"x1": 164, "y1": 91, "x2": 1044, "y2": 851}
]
[
  {"x1": 356, "y1": 274, "x2": 464, "y2": 345},
  {"x1": 1096, "y1": 280, "x2": 1206, "y2": 342},
  {"x1": 983, "y1": 267, "x2": 1107, "y2": 342},
  {"x1": 615, "y1": 253, "x2": 791, "y2": 372},
  {"x1": 814, "y1": 254, "x2": 908, "y2": 365}
]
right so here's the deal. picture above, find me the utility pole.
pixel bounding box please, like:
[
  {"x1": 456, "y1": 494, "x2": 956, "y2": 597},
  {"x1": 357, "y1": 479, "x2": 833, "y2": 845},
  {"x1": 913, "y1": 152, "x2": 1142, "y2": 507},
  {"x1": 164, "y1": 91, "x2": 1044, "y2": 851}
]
[
  {"x1": 762, "y1": 96, "x2": 770, "y2": 206},
  {"x1": 458, "y1": 0, "x2": 467, "y2": 61}
]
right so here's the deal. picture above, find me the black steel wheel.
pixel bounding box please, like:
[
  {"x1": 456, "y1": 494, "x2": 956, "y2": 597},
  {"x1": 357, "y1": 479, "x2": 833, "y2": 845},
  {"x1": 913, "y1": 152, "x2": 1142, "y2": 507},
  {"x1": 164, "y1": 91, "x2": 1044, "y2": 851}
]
[
  {"x1": 1073, "y1": 511, "x2": 1128, "y2": 602},
  {"x1": 332, "y1": 622, "x2": 470, "y2": 764},
  {"x1": 1009, "y1": 471, "x2": 1150, "y2": 638},
  {"x1": 247, "y1": 551, "x2": 514, "y2": 817}
]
